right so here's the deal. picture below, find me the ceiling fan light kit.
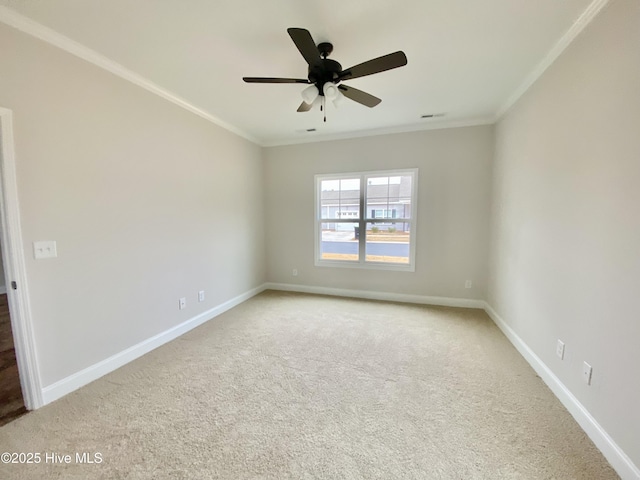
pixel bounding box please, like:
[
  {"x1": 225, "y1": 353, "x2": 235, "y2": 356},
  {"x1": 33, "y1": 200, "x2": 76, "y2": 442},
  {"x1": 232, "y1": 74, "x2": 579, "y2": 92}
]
[
  {"x1": 322, "y1": 82, "x2": 339, "y2": 101},
  {"x1": 330, "y1": 86, "x2": 345, "y2": 108},
  {"x1": 301, "y1": 85, "x2": 319, "y2": 104},
  {"x1": 243, "y1": 27, "x2": 407, "y2": 121}
]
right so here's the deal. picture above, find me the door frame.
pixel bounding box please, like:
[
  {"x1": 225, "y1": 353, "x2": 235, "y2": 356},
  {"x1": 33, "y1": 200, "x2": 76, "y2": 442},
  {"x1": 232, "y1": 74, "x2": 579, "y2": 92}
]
[{"x1": 0, "y1": 107, "x2": 42, "y2": 409}]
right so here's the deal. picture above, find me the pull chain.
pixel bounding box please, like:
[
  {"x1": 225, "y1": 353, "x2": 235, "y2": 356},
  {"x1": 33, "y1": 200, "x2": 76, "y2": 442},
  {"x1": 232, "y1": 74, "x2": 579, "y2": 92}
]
[{"x1": 323, "y1": 96, "x2": 326, "y2": 122}]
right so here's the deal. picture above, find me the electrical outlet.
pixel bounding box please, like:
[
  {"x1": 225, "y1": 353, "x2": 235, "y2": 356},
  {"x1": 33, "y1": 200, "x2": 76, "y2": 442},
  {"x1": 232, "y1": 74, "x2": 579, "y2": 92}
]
[
  {"x1": 556, "y1": 340, "x2": 565, "y2": 360},
  {"x1": 198, "y1": 291, "x2": 205, "y2": 302},
  {"x1": 179, "y1": 297, "x2": 186, "y2": 310},
  {"x1": 292, "y1": 269, "x2": 298, "y2": 276},
  {"x1": 583, "y1": 362, "x2": 592, "y2": 385},
  {"x1": 465, "y1": 280, "x2": 472, "y2": 289}
]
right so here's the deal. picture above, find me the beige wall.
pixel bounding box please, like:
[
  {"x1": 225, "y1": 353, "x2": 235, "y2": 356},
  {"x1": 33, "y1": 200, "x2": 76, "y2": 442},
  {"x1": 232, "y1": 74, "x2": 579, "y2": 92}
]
[
  {"x1": 0, "y1": 23, "x2": 266, "y2": 387},
  {"x1": 264, "y1": 126, "x2": 493, "y2": 299},
  {"x1": 489, "y1": 0, "x2": 640, "y2": 468}
]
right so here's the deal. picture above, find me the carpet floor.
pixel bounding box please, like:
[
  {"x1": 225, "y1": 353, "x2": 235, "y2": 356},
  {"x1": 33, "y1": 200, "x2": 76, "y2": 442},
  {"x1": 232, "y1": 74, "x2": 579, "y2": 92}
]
[{"x1": 0, "y1": 290, "x2": 618, "y2": 479}]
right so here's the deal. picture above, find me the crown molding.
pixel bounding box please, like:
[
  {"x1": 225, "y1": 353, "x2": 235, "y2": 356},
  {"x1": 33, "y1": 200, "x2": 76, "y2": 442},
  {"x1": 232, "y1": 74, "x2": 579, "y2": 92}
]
[
  {"x1": 495, "y1": 0, "x2": 610, "y2": 120},
  {"x1": 261, "y1": 116, "x2": 496, "y2": 148},
  {"x1": 0, "y1": 6, "x2": 262, "y2": 146}
]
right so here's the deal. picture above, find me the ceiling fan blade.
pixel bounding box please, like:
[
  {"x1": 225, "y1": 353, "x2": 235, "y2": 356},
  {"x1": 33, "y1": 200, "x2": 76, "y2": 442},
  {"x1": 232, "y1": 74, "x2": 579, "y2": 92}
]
[
  {"x1": 338, "y1": 51, "x2": 407, "y2": 81},
  {"x1": 297, "y1": 101, "x2": 313, "y2": 112},
  {"x1": 287, "y1": 28, "x2": 321, "y2": 66},
  {"x1": 338, "y1": 85, "x2": 381, "y2": 108},
  {"x1": 243, "y1": 77, "x2": 310, "y2": 84}
]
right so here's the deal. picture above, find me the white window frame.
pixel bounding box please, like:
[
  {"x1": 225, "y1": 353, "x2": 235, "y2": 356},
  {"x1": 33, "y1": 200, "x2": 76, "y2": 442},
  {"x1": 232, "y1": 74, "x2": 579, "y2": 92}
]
[{"x1": 314, "y1": 168, "x2": 418, "y2": 272}]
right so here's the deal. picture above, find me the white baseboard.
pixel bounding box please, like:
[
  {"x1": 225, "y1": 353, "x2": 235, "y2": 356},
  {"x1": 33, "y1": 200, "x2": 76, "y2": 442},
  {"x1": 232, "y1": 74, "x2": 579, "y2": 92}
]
[
  {"x1": 264, "y1": 282, "x2": 485, "y2": 309},
  {"x1": 483, "y1": 302, "x2": 640, "y2": 480},
  {"x1": 0, "y1": 285, "x2": 6, "y2": 294},
  {"x1": 41, "y1": 284, "x2": 267, "y2": 405}
]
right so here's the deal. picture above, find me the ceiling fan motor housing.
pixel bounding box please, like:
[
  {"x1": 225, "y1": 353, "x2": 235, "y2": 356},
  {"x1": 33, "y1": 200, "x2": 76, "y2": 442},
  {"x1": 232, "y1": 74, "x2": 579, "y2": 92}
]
[{"x1": 308, "y1": 58, "x2": 342, "y2": 95}]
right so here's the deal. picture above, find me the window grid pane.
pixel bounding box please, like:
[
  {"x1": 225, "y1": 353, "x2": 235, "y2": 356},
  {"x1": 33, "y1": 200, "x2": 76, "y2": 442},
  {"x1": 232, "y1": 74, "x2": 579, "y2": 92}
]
[
  {"x1": 366, "y1": 222, "x2": 410, "y2": 264},
  {"x1": 365, "y1": 174, "x2": 412, "y2": 221},
  {"x1": 319, "y1": 222, "x2": 359, "y2": 261},
  {"x1": 320, "y1": 178, "x2": 360, "y2": 220}
]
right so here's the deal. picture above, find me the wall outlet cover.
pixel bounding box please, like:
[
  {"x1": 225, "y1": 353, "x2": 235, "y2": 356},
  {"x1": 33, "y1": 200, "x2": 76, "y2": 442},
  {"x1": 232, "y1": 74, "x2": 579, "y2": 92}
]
[{"x1": 583, "y1": 361, "x2": 593, "y2": 385}]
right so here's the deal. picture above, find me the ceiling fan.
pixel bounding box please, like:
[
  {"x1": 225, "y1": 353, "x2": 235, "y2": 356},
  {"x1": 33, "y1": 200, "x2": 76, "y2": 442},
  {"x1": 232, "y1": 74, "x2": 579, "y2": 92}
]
[{"x1": 243, "y1": 28, "x2": 407, "y2": 118}]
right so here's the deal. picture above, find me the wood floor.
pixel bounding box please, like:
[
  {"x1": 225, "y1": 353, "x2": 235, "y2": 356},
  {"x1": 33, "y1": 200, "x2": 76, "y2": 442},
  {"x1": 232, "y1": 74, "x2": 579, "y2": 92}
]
[{"x1": 0, "y1": 293, "x2": 26, "y2": 426}]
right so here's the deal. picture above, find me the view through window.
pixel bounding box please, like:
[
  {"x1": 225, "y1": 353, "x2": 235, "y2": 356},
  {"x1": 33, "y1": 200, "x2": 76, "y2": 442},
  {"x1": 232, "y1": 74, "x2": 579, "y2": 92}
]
[{"x1": 315, "y1": 169, "x2": 417, "y2": 270}]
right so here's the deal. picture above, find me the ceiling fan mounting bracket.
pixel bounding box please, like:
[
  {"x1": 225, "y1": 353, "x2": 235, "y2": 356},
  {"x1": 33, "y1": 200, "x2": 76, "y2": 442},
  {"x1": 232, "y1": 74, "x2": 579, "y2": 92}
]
[{"x1": 317, "y1": 42, "x2": 333, "y2": 58}]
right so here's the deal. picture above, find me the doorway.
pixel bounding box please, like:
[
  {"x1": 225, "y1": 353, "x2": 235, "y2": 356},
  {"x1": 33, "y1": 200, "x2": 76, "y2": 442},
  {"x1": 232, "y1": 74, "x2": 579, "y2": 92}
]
[{"x1": 0, "y1": 107, "x2": 42, "y2": 417}]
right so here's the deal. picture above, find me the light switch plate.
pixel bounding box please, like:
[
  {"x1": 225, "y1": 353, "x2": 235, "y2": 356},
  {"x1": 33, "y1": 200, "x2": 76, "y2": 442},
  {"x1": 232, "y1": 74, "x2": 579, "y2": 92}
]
[{"x1": 33, "y1": 240, "x2": 57, "y2": 259}]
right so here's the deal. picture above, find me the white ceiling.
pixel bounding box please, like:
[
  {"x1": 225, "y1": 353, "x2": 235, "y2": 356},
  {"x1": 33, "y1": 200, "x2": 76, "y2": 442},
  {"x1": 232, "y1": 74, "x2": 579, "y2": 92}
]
[{"x1": 0, "y1": 0, "x2": 598, "y2": 146}]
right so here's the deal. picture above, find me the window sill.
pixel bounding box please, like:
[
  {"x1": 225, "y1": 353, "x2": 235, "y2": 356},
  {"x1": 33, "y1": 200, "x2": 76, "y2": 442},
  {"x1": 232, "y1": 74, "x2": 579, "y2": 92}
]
[{"x1": 315, "y1": 259, "x2": 415, "y2": 272}]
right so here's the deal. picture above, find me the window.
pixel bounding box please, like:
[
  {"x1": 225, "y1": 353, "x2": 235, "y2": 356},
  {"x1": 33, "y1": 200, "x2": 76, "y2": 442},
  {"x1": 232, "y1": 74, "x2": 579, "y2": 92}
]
[{"x1": 315, "y1": 169, "x2": 417, "y2": 271}]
